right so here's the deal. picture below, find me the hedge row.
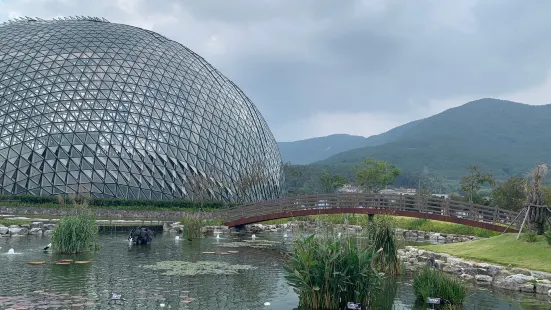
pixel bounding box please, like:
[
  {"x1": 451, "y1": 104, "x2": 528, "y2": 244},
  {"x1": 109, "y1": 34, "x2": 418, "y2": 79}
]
[{"x1": 0, "y1": 195, "x2": 234, "y2": 210}]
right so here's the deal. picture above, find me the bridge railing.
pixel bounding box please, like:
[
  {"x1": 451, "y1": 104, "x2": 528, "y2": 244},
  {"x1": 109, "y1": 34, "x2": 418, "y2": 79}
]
[{"x1": 223, "y1": 193, "x2": 520, "y2": 227}]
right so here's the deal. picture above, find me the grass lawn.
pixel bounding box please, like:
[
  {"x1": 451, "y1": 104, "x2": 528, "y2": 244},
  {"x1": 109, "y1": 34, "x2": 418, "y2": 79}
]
[{"x1": 419, "y1": 233, "x2": 551, "y2": 273}]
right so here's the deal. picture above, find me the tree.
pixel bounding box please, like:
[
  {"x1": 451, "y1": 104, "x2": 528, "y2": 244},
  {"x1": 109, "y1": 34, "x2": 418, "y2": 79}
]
[
  {"x1": 282, "y1": 161, "x2": 302, "y2": 195},
  {"x1": 354, "y1": 158, "x2": 401, "y2": 193},
  {"x1": 460, "y1": 165, "x2": 495, "y2": 203},
  {"x1": 491, "y1": 176, "x2": 526, "y2": 211},
  {"x1": 524, "y1": 164, "x2": 550, "y2": 235},
  {"x1": 319, "y1": 170, "x2": 348, "y2": 193}
]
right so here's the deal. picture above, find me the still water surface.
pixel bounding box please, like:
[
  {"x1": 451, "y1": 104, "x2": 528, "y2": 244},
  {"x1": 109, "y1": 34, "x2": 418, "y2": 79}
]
[{"x1": 0, "y1": 232, "x2": 549, "y2": 309}]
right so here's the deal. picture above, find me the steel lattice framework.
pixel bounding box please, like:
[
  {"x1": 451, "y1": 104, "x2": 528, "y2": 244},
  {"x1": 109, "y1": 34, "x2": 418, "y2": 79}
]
[{"x1": 0, "y1": 17, "x2": 284, "y2": 202}]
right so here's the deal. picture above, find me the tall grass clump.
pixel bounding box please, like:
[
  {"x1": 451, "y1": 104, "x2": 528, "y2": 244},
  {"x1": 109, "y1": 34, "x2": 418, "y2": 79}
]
[
  {"x1": 181, "y1": 217, "x2": 203, "y2": 239},
  {"x1": 365, "y1": 215, "x2": 401, "y2": 274},
  {"x1": 526, "y1": 231, "x2": 538, "y2": 243},
  {"x1": 545, "y1": 231, "x2": 551, "y2": 246},
  {"x1": 284, "y1": 234, "x2": 381, "y2": 309},
  {"x1": 413, "y1": 267, "x2": 468, "y2": 306},
  {"x1": 51, "y1": 197, "x2": 98, "y2": 254}
]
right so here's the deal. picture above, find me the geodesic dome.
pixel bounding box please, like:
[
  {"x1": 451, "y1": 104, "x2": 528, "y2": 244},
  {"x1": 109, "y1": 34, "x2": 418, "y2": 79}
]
[{"x1": 0, "y1": 17, "x2": 283, "y2": 202}]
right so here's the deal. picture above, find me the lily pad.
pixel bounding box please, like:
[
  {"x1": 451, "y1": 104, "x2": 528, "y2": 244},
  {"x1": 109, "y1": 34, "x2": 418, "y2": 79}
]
[{"x1": 142, "y1": 260, "x2": 257, "y2": 276}]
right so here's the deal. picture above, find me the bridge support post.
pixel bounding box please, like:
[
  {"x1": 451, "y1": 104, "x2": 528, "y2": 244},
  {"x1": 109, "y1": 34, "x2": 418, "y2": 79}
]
[{"x1": 368, "y1": 214, "x2": 375, "y2": 222}]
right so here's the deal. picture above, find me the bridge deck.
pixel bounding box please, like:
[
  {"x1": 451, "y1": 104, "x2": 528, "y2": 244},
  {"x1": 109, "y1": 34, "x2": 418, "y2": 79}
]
[{"x1": 223, "y1": 193, "x2": 520, "y2": 233}]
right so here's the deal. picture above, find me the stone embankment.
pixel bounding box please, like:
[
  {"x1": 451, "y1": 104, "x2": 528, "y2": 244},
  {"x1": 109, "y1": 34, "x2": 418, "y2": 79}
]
[
  {"x1": 0, "y1": 221, "x2": 56, "y2": 236},
  {"x1": 400, "y1": 246, "x2": 551, "y2": 296}
]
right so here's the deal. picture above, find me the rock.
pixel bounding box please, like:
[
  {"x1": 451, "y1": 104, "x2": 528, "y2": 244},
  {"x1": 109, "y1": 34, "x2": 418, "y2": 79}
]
[
  {"x1": 461, "y1": 274, "x2": 474, "y2": 280},
  {"x1": 519, "y1": 284, "x2": 535, "y2": 293},
  {"x1": 475, "y1": 275, "x2": 493, "y2": 283},
  {"x1": 30, "y1": 222, "x2": 44, "y2": 229},
  {"x1": 43, "y1": 224, "x2": 56, "y2": 230},
  {"x1": 8, "y1": 227, "x2": 22, "y2": 235},
  {"x1": 43, "y1": 230, "x2": 52, "y2": 236},
  {"x1": 535, "y1": 283, "x2": 551, "y2": 295},
  {"x1": 548, "y1": 289, "x2": 551, "y2": 297},
  {"x1": 29, "y1": 228, "x2": 42, "y2": 235},
  {"x1": 8, "y1": 225, "x2": 19, "y2": 229},
  {"x1": 532, "y1": 271, "x2": 551, "y2": 280},
  {"x1": 494, "y1": 274, "x2": 535, "y2": 291},
  {"x1": 0, "y1": 227, "x2": 8, "y2": 234},
  {"x1": 511, "y1": 268, "x2": 532, "y2": 276},
  {"x1": 20, "y1": 224, "x2": 30, "y2": 229}
]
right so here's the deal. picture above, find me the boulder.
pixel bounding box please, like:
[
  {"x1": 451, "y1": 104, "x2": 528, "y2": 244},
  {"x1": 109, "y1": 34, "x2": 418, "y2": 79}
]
[
  {"x1": 519, "y1": 283, "x2": 535, "y2": 293},
  {"x1": 8, "y1": 227, "x2": 28, "y2": 235},
  {"x1": 475, "y1": 275, "x2": 493, "y2": 283},
  {"x1": 29, "y1": 228, "x2": 42, "y2": 235},
  {"x1": 494, "y1": 273, "x2": 535, "y2": 291},
  {"x1": 532, "y1": 271, "x2": 551, "y2": 280},
  {"x1": 511, "y1": 268, "x2": 532, "y2": 276},
  {"x1": 461, "y1": 274, "x2": 474, "y2": 280},
  {"x1": 0, "y1": 226, "x2": 8, "y2": 234},
  {"x1": 535, "y1": 283, "x2": 551, "y2": 295},
  {"x1": 30, "y1": 222, "x2": 44, "y2": 229}
]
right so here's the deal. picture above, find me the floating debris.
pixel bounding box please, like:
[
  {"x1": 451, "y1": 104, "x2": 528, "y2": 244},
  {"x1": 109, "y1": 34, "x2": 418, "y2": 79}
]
[
  {"x1": 74, "y1": 261, "x2": 92, "y2": 264},
  {"x1": 218, "y1": 240, "x2": 280, "y2": 249},
  {"x1": 27, "y1": 261, "x2": 46, "y2": 265},
  {"x1": 142, "y1": 260, "x2": 257, "y2": 276}
]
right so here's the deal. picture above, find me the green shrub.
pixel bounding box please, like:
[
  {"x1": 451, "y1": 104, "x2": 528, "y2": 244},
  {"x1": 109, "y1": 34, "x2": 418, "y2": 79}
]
[
  {"x1": 181, "y1": 217, "x2": 203, "y2": 239},
  {"x1": 0, "y1": 194, "x2": 235, "y2": 211},
  {"x1": 51, "y1": 208, "x2": 99, "y2": 254},
  {"x1": 544, "y1": 231, "x2": 551, "y2": 246},
  {"x1": 526, "y1": 231, "x2": 538, "y2": 243},
  {"x1": 0, "y1": 219, "x2": 30, "y2": 226},
  {"x1": 284, "y1": 234, "x2": 381, "y2": 309},
  {"x1": 365, "y1": 215, "x2": 401, "y2": 274},
  {"x1": 413, "y1": 267, "x2": 468, "y2": 306}
]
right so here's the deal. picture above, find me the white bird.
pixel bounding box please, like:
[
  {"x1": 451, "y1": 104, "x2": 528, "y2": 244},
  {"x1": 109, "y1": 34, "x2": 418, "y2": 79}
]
[
  {"x1": 128, "y1": 237, "x2": 133, "y2": 245},
  {"x1": 264, "y1": 301, "x2": 271, "y2": 306},
  {"x1": 251, "y1": 234, "x2": 257, "y2": 240},
  {"x1": 175, "y1": 236, "x2": 180, "y2": 240},
  {"x1": 7, "y1": 248, "x2": 15, "y2": 254},
  {"x1": 215, "y1": 233, "x2": 221, "y2": 239},
  {"x1": 43, "y1": 243, "x2": 51, "y2": 251},
  {"x1": 283, "y1": 233, "x2": 288, "y2": 238},
  {"x1": 337, "y1": 232, "x2": 342, "y2": 238}
]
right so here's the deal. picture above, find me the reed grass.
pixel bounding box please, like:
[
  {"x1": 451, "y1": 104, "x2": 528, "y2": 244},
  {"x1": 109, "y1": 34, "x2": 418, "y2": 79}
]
[
  {"x1": 51, "y1": 207, "x2": 98, "y2": 254},
  {"x1": 412, "y1": 267, "x2": 468, "y2": 306},
  {"x1": 365, "y1": 215, "x2": 401, "y2": 274},
  {"x1": 526, "y1": 231, "x2": 538, "y2": 243},
  {"x1": 181, "y1": 217, "x2": 203, "y2": 239},
  {"x1": 284, "y1": 234, "x2": 381, "y2": 309}
]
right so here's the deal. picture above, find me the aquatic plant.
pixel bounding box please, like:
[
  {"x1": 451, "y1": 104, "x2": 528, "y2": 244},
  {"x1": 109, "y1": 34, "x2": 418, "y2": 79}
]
[
  {"x1": 181, "y1": 217, "x2": 203, "y2": 239},
  {"x1": 142, "y1": 260, "x2": 256, "y2": 276},
  {"x1": 219, "y1": 240, "x2": 280, "y2": 249},
  {"x1": 284, "y1": 234, "x2": 381, "y2": 309},
  {"x1": 51, "y1": 199, "x2": 98, "y2": 254},
  {"x1": 412, "y1": 267, "x2": 468, "y2": 306},
  {"x1": 365, "y1": 215, "x2": 401, "y2": 274}
]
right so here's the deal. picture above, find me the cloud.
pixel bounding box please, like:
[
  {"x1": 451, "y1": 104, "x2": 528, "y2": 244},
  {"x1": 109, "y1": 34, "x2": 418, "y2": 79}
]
[{"x1": 1, "y1": 0, "x2": 551, "y2": 141}]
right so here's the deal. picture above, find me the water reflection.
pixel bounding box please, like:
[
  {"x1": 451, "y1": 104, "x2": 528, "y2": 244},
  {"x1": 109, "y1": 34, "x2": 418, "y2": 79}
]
[{"x1": 0, "y1": 232, "x2": 549, "y2": 309}]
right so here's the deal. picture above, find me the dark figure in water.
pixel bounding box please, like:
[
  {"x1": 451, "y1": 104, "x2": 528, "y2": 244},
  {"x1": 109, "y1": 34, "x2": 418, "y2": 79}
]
[{"x1": 128, "y1": 227, "x2": 154, "y2": 245}]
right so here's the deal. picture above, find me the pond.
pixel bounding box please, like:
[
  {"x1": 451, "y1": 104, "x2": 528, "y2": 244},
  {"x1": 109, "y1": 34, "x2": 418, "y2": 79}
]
[{"x1": 0, "y1": 231, "x2": 549, "y2": 309}]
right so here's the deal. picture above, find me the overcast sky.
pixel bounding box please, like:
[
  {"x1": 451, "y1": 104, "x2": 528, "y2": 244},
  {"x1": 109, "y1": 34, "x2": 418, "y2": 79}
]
[{"x1": 2, "y1": 0, "x2": 551, "y2": 142}]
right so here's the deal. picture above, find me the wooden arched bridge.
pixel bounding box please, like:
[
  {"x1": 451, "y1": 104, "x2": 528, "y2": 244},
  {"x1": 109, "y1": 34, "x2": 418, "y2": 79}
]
[{"x1": 223, "y1": 193, "x2": 521, "y2": 233}]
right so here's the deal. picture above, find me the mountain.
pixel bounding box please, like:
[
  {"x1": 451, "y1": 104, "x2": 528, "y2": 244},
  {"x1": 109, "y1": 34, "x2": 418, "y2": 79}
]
[
  {"x1": 278, "y1": 121, "x2": 425, "y2": 165},
  {"x1": 278, "y1": 134, "x2": 368, "y2": 165},
  {"x1": 314, "y1": 98, "x2": 551, "y2": 182}
]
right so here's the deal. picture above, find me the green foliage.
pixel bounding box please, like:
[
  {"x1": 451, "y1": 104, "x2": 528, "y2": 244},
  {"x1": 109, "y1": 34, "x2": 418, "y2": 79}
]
[
  {"x1": 491, "y1": 177, "x2": 526, "y2": 211},
  {"x1": 544, "y1": 231, "x2": 551, "y2": 246},
  {"x1": 355, "y1": 157, "x2": 401, "y2": 192},
  {"x1": 0, "y1": 194, "x2": 230, "y2": 211},
  {"x1": 460, "y1": 165, "x2": 495, "y2": 203},
  {"x1": 284, "y1": 234, "x2": 381, "y2": 309},
  {"x1": 365, "y1": 215, "x2": 401, "y2": 274},
  {"x1": 526, "y1": 231, "x2": 538, "y2": 243},
  {"x1": 0, "y1": 219, "x2": 30, "y2": 226},
  {"x1": 393, "y1": 217, "x2": 498, "y2": 238},
  {"x1": 51, "y1": 207, "x2": 98, "y2": 254},
  {"x1": 181, "y1": 217, "x2": 203, "y2": 239},
  {"x1": 319, "y1": 170, "x2": 348, "y2": 193},
  {"x1": 413, "y1": 267, "x2": 468, "y2": 306}
]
